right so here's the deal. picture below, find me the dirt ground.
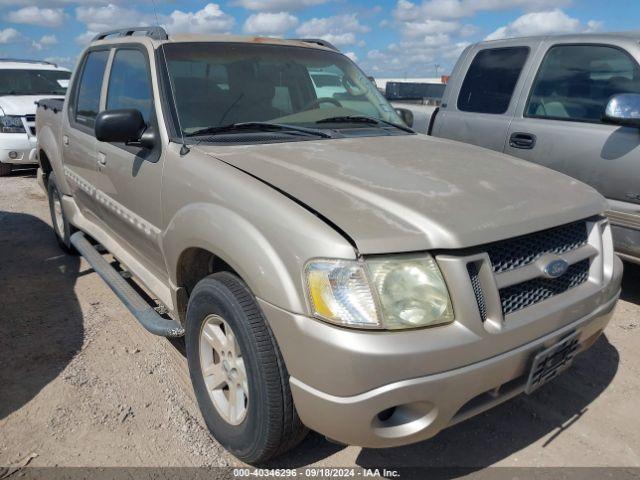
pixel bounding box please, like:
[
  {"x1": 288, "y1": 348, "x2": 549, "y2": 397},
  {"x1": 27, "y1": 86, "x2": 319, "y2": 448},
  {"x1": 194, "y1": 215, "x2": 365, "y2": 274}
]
[{"x1": 1, "y1": 168, "x2": 640, "y2": 471}]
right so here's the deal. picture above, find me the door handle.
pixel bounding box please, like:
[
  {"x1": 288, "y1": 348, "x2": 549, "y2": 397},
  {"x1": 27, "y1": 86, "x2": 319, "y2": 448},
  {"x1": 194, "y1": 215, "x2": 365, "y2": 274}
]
[
  {"x1": 509, "y1": 132, "x2": 536, "y2": 150},
  {"x1": 97, "y1": 152, "x2": 107, "y2": 167}
]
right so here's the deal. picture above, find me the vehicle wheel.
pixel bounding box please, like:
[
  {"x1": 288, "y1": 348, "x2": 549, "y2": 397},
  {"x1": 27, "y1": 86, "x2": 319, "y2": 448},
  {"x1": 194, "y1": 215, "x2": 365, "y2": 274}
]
[
  {"x1": 185, "y1": 272, "x2": 307, "y2": 464},
  {"x1": 47, "y1": 172, "x2": 76, "y2": 253},
  {"x1": 0, "y1": 163, "x2": 11, "y2": 176}
]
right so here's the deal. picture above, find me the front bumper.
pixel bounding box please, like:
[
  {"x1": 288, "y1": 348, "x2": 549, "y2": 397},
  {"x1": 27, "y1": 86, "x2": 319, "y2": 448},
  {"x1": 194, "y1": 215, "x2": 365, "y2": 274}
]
[
  {"x1": 0, "y1": 133, "x2": 37, "y2": 165},
  {"x1": 260, "y1": 256, "x2": 622, "y2": 448}
]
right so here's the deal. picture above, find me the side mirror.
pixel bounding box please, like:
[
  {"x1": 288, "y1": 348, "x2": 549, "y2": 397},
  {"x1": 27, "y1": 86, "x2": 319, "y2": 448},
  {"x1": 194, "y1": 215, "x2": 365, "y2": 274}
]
[
  {"x1": 603, "y1": 93, "x2": 640, "y2": 128},
  {"x1": 95, "y1": 109, "x2": 154, "y2": 148},
  {"x1": 395, "y1": 107, "x2": 414, "y2": 128}
]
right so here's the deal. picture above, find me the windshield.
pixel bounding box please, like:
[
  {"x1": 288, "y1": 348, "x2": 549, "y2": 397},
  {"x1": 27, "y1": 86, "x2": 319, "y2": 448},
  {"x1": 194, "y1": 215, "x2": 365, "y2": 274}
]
[
  {"x1": 0, "y1": 69, "x2": 70, "y2": 96},
  {"x1": 162, "y1": 42, "x2": 403, "y2": 136}
]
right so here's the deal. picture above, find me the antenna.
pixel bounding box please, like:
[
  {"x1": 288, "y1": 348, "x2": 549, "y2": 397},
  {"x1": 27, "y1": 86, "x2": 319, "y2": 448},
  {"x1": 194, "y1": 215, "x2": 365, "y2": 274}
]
[{"x1": 150, "y1": 0, "x2": 161, "y2": 28}]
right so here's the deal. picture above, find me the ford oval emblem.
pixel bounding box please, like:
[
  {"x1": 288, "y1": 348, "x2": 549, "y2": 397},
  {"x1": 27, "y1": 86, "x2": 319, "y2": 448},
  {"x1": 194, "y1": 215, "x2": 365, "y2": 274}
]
[{"x1": 544, "y1": 259, "x2": 569, "y2": 278}]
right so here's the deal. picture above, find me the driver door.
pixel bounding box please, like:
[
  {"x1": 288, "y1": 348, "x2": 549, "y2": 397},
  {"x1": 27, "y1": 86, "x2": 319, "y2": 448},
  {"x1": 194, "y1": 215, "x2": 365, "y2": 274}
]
[{"x1": 92, "y1": 46, "x2": 166, "y2": 281}]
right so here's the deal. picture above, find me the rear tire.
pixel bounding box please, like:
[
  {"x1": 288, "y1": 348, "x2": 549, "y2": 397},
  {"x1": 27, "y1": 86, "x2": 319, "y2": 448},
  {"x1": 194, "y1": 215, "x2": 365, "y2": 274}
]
[
  {"x1": 0, "y1": 163, "x2": 11, "y2": 176},
  {"x1": 185, "y1": 272, "x2": 307, "y2": 464},
  {"x1": 47, "y1": 172, "x2": 76, "y2": 253}
]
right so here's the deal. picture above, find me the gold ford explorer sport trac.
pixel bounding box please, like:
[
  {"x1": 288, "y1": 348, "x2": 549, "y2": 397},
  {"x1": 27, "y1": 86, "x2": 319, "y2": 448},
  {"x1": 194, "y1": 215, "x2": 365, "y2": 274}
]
[{"x1": 35, "y1": 26, "x2": 623, "y2": 464}]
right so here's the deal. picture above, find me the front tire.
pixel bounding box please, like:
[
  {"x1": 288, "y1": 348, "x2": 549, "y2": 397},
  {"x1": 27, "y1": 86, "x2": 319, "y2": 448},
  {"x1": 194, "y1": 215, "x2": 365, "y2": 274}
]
[
  {"x1": 47, "y1": 172, "x2": 75, "y2": 253},
  {"x1": 185, "y1": 272, "x2": 307, "y2": 464}
]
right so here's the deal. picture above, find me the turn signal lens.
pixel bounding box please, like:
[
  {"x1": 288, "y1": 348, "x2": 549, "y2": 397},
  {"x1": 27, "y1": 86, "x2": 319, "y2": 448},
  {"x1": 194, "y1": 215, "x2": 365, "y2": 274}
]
[{"x1": 305, "y1": 260, "x2": 380, "y2": 328}]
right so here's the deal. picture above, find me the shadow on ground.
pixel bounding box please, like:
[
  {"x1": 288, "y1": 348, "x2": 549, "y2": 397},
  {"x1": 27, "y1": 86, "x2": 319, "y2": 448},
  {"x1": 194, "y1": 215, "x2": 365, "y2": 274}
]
[
  {"x1": 620, "y1": 261, "x2": 640, "y2": 305},
  {"x1": 0, "y1": 211, "x2": 83, "y2": 419},
  {"x1": 5, "y1": 166, "x2": 37, "y2": 178}
]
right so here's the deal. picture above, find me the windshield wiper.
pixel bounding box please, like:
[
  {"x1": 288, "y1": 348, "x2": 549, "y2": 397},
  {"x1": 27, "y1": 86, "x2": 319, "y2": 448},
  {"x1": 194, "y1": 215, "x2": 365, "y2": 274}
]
[
  {"x1": 315, "y1": 115, "x2": 414, "y2": 134},
  {"x1": 185, "y1": 122, "x2": 332, "y2": 138}
]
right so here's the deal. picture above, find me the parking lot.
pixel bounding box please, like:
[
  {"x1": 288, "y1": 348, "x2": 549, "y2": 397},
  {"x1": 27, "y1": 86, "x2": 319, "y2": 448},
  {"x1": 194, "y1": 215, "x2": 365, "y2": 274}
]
[{"x1": 1, "y1": 168, "x2": 639, "y2": 470}]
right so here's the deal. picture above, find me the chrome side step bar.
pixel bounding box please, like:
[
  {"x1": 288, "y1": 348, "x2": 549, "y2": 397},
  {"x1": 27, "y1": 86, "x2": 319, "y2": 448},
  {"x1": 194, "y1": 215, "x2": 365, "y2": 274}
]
[{"x1": 70, "y1": 232, "x2": 185, "y2": 337}]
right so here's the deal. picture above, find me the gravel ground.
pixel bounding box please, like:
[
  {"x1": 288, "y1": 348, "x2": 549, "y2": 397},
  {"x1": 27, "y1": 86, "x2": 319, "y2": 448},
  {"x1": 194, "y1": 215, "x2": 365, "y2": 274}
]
[{"x1": 1, "y1": 168, "x2": 639, "y2": 471}]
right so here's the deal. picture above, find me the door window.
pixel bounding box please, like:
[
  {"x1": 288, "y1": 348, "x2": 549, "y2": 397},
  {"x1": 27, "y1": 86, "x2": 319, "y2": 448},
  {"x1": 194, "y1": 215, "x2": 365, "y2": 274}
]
[
  {"x1": 106, "y1": 49, "x2": 153, "y2": 123},
  {"x1": 458, "y1": 47, "x2": 529, "y2": 114},
  {"x1": 526, "y1": 45, "x2": 640, "y2": 123},
  {"x1": 75, "y1": 50, "x2": 109, "y2": 128}
]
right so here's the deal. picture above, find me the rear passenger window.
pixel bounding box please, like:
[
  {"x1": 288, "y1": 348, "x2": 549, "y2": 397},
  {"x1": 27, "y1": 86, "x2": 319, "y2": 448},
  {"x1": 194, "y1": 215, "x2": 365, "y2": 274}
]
[
  {"x1": 107, "y1": 49, "x2": 153, "y2": 123},
  {"x1": 526, "y1": 45, "x2": 640, "y2": 123},
  {"x1": 75, "y1": 50, "x2": 109, "y2": 127},
  {"x1": 458, "y1": 47, "x2": 529, "y2": 114}
]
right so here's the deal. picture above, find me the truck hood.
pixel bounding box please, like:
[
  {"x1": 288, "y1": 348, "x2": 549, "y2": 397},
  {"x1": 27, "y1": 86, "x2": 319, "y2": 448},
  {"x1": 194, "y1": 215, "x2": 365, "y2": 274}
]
[
  {"x1": 0, "y1": 95, "x2": 63, "y2": 116},
  {"x1": 197, "y1": 134, "x2": 606, "y2": 254}
]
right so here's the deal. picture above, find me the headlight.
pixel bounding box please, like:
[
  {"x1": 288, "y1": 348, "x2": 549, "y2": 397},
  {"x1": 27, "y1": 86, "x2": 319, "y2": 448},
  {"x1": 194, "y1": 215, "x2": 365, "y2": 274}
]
[
  {"x1": 305, "y1": 255, "x2": 454, "y2": 330},
  {"x1": 0, "y1": 115, "x2": 26, "y2": 134}
]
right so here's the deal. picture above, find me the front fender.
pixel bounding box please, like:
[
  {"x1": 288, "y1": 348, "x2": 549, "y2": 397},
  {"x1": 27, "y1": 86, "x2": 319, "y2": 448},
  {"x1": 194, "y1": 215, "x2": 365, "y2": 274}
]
[{"x1": 162, "y1": 203, "x2": 307, "y2": 313}]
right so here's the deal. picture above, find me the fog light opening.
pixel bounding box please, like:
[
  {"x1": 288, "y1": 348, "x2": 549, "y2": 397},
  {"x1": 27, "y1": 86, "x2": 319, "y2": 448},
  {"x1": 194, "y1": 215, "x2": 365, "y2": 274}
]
[
  {"x1": 8, "y1": 151, "x2": 18, "y2": 160},
  {"x1": 377, "y1": 407, "x2": 396, "y2": 422},
  {"x1": 372, "y1": 402, "x2": 438, "y2": 439}
]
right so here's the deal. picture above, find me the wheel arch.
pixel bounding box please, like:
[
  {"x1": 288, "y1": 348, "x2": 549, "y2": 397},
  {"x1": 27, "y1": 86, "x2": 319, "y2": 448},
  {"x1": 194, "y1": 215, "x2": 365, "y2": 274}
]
[
  {"x1": 37, "y1": 123, "x2": 72, "y2": 195},
  {"x1": 163, "y1": 203, "x2": 307, "y2": 322}
]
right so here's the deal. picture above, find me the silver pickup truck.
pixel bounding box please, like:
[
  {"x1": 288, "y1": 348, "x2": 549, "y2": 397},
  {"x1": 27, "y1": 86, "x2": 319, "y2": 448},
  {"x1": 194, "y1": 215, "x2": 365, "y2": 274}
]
[
  {"x1": 430, "y1": 32, "x2": 640, "y2": 265},
  {"x1": 36, "y1": 27, "x2": 622, "y2": 463}
]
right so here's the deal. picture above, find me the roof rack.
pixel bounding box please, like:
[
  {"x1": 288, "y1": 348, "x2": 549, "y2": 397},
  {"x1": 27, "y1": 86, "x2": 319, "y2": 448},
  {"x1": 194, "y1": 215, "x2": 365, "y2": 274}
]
[
  {"x1": 291, "y1": 38, "x2": 339, "y2": 52},
  {"x1": 0, "y1": 58, "x2": 58, "y2": 66},
  {"x1": 92, "y1": 26, "x2": 168, "y2": 42}
]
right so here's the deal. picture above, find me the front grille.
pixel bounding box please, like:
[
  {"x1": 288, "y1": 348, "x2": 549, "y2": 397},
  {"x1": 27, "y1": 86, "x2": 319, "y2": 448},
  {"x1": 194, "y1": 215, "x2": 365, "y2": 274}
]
[
  {"x1": 485, "y1": 221, "x2": 588, "y2": 273},
  {"x1": 499, "y1": 259, "x2": 590, "y2": 315},
  {"x1": 25, "y1": 114, "x2": 35, "y2": 122},
  {"x1": 467, "y1": 262, "x2": 487, "y2": 322}
]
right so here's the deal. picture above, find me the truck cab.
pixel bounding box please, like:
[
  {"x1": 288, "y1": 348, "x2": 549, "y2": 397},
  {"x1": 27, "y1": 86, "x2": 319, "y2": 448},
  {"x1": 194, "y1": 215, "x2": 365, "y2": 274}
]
[
  {"x1": 431, "y1": 33, "x2": 640, "y2": 264},
  {"x1": 0, "y1": 59, "x2": 70, "y2": 176}
]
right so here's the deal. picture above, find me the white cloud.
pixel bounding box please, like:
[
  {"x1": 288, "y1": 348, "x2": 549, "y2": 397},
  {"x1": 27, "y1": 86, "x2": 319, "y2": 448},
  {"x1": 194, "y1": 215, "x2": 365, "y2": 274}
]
[
  {"x1": 394, "y1": 0, "x2": 572, "y2": 21},
  {"x1": 0, "y1": 0, "x2": 155, "y2": 5},
  {"x1": 44, "y1": 56, "x2": 77, "y2": 69},
  {"x1": 32, "y1": 34, "x2": 59, "y2": 50},
  {"x1": 39, "y1": 34, "x2": 59, "y2": 46},
  {"x1": 403, "y1": 19, "x2": 461, "y2": 38},
  {"x1": 344, "y1": 51, "x2": 358, "y2": 62},
  {"x1": 76, "y1": 4, "x2": 152, "y2": 33},
  {"x1": 296, "y1": 14, "x2": 370, "y2": 46},
  {"x1": 75, "y1": 3, "x2": 235, "y2": 44},
  {"x1": 75, "y1": 31, "x2": 97, "y2": 46},
  {"x1": 243, "y1": 12, "x2": 299, "y2": 36},
  {"x1": 232, "y1": 0, "x2": 330, "y2": 11},
  {"x1": 585, "y1": 20, "x2": 603, "y2": 32},
  {"x1": 7, "y1": 6, "x2": 66, "y2": 27},
  {"x1": 163, "y1": 3, "x2": 236, "y2": 34},
  {"x1": 361, "y1": 33, "x2": 470, "y2": 77},
  {"x1": 0, "y1": 28, "x2": 23, "y2": 44},
  {"x1": 485, "y1": 9, "x2": 597, "y2": 40}
]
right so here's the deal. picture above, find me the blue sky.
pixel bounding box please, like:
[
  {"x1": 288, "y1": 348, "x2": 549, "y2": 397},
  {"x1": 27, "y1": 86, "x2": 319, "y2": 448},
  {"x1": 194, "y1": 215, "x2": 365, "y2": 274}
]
[{"x1": 0, "y1": 0, "x2": 637, "y2": 76}]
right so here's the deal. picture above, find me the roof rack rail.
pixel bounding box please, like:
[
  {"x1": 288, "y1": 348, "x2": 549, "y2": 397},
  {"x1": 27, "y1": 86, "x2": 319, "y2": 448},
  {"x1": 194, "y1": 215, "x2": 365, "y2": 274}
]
[
  {"x1": 0, "y1": 58, "x2": 57, "y2": 66},
  {"x1": 291, "y1": 38, "x2": 339, "y2": 52},
  {"x1": 92, "y1": 26, "x2": 168, "y2": 42}
]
